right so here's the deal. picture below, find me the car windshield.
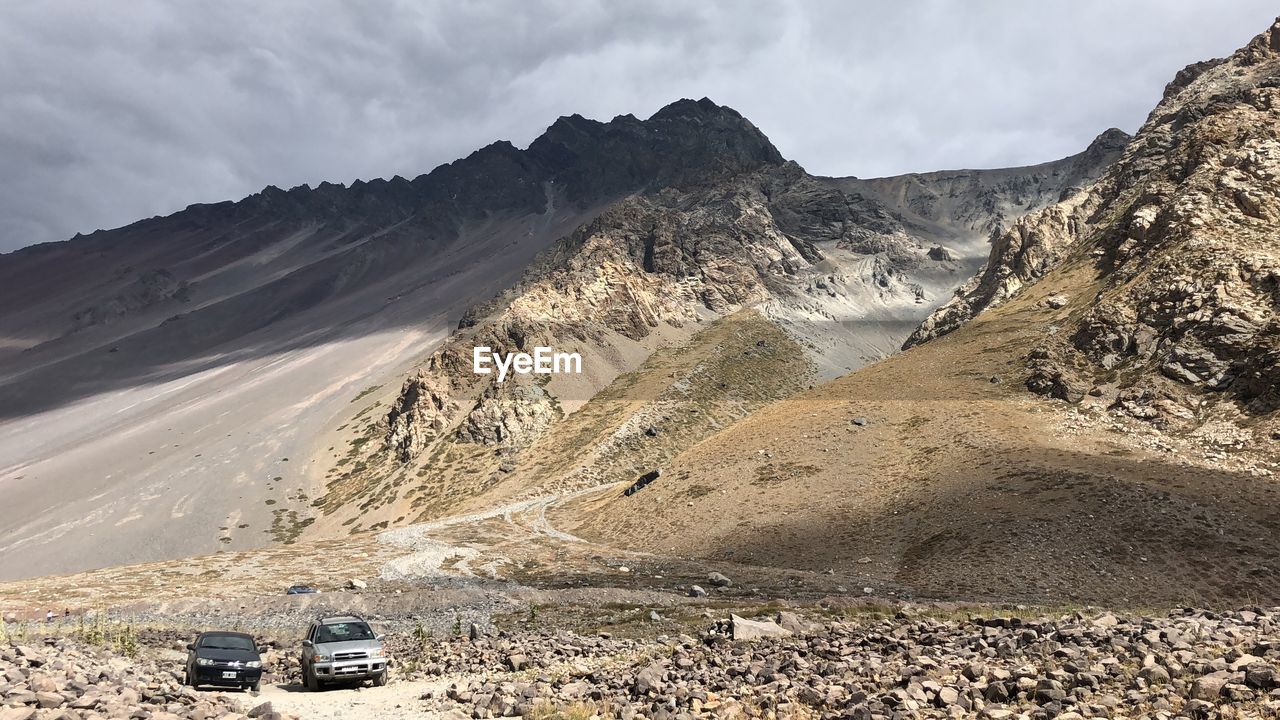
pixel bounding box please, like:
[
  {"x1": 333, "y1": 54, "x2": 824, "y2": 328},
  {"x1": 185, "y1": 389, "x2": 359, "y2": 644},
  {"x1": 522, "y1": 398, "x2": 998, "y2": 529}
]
[
  {"x1": 315, "y1": 622, "x2": 375, "y2": 643},
  {"x1": 199, "y1": 634, "x2": 255, "y2": 651}
]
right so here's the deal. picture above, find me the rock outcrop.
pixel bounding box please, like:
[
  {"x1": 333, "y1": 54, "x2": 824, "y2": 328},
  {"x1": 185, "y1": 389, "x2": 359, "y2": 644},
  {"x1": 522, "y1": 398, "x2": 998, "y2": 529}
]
[
  {"x1": 906, "y1": 190, "x2": 1097, "y2": 346},
  {"x1": 382, "y1": 172, "x2": 821, "y2": 463},
  {"x1": 70, "y1": 268, "x2": 191, "y2": 330},
  {"x1": 908, "y1": 18, "x2": 1280, "y2": 430},
  {"x1": 903, "y1": 129, "x2": 1136, "y2": 348},
  {"x1": 458, "y1": 384, "x2": 559, "y2": 447}
]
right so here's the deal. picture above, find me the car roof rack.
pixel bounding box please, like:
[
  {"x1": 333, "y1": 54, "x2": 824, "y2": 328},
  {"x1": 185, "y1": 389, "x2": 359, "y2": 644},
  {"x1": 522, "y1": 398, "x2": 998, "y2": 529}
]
[{"x1": 315, "y1": 612, "x2": 366, "y2": 623}]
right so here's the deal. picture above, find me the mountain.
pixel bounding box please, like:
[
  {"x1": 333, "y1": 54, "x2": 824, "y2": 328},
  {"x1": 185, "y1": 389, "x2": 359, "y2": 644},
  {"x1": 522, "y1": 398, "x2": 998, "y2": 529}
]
[
  {"x1": 313, "y1": 128, "x2": 1126, "y2": 537},
  {"x1": 560, "y1": 20, "x2": 1280, "y2": 606},
  {"x1": 0, "y1": 96, "x2": 1123, "y2": 579},
  {"x1": 0, "y1": 99, "x2": 780, "y2": 414}
]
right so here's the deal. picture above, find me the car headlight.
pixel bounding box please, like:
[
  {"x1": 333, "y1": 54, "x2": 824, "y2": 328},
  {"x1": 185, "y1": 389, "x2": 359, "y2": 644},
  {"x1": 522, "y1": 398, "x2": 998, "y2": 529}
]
[
  {"x1": 196, "y1": 658, "x2": 213, "y2": 666},
  {"x1": 246, "y1": 661, "x2": 261, "y2": 668},
  {"x1": 313, "y1": 654, "x2": 331, "y2": 662},
  {"x1": 370, "y1": 648, "x2": 385, "y2": 658}
]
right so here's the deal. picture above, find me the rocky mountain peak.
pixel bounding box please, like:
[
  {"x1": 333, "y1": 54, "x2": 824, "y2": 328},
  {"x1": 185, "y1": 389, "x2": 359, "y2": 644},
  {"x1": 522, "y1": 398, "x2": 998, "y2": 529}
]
[
  {"x1": 1084, "y1": 127, "x2": 1131, "y2": 156},
  {"x1": 526, "y1": 97, "x2": 784, "y2": 203},
  {"x1": 1243, "y1": 16, "x2": 1280, "y2": 60},
  {"x1": 647, "y1": 96, "x2": 751, "y2": 128}
]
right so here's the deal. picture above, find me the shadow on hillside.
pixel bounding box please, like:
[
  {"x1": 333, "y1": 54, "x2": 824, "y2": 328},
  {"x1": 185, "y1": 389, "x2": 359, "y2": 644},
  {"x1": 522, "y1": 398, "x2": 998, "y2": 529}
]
[
  {"x1": 0, "y1": 213, "x2": 562, "y2": 420},
  {"x1": 707, "y1": 444, "x2": 1280, "y2": 608}
]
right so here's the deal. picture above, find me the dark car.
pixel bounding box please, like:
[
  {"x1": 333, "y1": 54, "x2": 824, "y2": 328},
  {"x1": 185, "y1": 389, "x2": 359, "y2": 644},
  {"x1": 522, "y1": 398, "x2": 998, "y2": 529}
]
[
  {"x1": 286, "y1": 585, "x2": 317, "y2": 595},
  {"x1": 184, "y1": 631, "x2": 265, "y2": 692}
]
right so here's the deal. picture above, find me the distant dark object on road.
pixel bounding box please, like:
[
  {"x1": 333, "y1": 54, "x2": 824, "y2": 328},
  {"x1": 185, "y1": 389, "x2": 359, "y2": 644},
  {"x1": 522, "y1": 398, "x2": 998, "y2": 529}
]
[{"x1": 624, "y1": 469, "x2": 662, "y2": 496}]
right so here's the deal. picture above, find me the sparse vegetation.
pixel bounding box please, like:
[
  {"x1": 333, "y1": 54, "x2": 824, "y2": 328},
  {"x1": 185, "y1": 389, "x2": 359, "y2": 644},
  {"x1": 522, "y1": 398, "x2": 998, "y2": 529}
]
[{"x1": 525, "y1": 702, "x2": 599, "y2": 720}]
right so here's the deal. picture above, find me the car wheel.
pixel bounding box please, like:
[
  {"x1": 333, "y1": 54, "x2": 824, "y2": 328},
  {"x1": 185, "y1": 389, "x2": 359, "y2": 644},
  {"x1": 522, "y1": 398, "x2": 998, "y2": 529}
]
[
  {"x1": 373, "y1": 670, "x2": 388, "y2": 687},
  {"x1": 304, "y1": 668, "x2": 320, "y2": 692},
  {"x1": 248, "y1": 679, "x2": 262, "y2": 693}
]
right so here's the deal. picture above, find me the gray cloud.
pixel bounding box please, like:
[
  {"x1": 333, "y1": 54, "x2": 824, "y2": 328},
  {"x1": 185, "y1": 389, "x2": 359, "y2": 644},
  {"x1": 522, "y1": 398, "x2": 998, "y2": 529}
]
[{"x1": 1, "y1": 0, "x2": 1275, "y2": 251}]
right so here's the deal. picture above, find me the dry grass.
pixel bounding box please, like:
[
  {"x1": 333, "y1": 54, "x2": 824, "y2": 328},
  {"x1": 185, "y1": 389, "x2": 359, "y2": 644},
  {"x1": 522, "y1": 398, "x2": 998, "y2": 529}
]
[
  {"x1": 563, "y1": 263, "x2": 1280, "y2": 608},
  {"x1": 0, "y1": 536, "x2": 395, "y2": 613},
  {"x1": 525, "y1": 701, "x2": 601, "y2": 720},
  {"x1": 312, "y1": 309, "x2": 815, "y2": 538}
]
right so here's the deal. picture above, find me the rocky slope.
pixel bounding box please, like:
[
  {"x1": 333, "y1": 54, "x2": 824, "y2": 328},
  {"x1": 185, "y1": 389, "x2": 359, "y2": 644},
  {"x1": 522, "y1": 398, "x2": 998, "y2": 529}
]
[
  {"x1": 0, "y1": 98, "x2": 781, "y2": 417},
  {"x1": 565, "y1": 19, "x2": 1280, "y2": 607},
  {"x1": 908, "y1": 19, "x2": 1280, "y2": 437},
  {"x1": 833, "y1": 127, "x2": 1131, "y2": 254},
  {"x1": 319, "y1": 113, "x2": 1123, "y2": 536}
]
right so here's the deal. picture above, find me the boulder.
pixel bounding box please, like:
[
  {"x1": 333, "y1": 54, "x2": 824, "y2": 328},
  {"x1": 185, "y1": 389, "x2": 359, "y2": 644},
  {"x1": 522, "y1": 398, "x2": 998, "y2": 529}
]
[
  {"x1": 1245, "y1": 662, "x2": 1275, "y2": 689},
  {"x1": 1091, "y1": 612, "x2": 1119, "y2": 628},
  {"x1": 634, "y1": 662, "x2": 666, "y2": 694},
  {"x1": 1138, "y1": 664, "x2": 1170, "y2": 685},
  {"x1": 776, "y1": 611, "x2": 815, "y2": 635},
  {"x1": 27, "y1": 675, "x2": 58, "y2": 693},
  {"x1": 927, "y1": 245, "x2": 958, "y2": 262},
  {"x1": 624, "y1": 469, "x2": 662, "y2": 496},
  {"x1": 1192, "y1": 671, "x2": 1231, "y2": 700},
  {"x1": 707, "y1": 572, "x2": 732, "y2": 588},
  {"x1": 730, "y1": 614, "x2": 792, "y2": 641},
  {"x1": 1034, "y1": 677, "x2": 1066, "y2": 702}
]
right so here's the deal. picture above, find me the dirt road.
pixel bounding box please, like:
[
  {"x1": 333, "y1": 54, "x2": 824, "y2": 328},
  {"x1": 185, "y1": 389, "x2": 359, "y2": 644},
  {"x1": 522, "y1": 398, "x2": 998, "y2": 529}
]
[{"x1": 256, "y1": 679, "x2": 454, "y2": 720}]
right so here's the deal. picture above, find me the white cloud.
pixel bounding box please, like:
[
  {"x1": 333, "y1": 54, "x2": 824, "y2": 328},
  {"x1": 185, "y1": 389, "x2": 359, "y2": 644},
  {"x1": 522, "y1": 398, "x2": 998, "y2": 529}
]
[{"x1": 0, "y1": 0, "x2": 1275, "y2": 250}]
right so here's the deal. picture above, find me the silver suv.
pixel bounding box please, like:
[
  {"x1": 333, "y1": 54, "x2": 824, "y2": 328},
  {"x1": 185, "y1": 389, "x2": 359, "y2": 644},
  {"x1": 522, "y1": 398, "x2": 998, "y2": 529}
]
[{"x1": 300, "y1": 614, "x2": 388, "y2": 690}]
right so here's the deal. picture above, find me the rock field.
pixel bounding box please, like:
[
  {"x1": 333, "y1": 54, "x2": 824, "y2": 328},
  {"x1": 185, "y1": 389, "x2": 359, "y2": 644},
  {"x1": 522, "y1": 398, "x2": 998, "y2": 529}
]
[
  {"x1": 408, "y1": 607, "x2": 1280, "y2": 720},
  {"x1": 7, "y1": 601, "x2": 1280, "y2": 719}
]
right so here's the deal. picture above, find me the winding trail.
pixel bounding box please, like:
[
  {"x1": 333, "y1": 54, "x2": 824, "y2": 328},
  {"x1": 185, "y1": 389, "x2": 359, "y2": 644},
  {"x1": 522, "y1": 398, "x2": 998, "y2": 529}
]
[{"x1": 375, "y1": 485, "x2": 615, "y2": 580}]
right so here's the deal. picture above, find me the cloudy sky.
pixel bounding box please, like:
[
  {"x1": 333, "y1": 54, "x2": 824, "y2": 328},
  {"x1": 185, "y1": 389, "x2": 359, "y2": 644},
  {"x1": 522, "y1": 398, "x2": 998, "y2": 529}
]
[{"x1": 2, "y1": 1, "x2": 1276, "y2": 252}]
